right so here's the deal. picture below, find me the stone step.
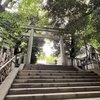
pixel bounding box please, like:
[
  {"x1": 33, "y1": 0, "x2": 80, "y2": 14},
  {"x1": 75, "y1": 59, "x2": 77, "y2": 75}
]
[
  {"x1": 23, "y1": 65, "x2": 76, "y2": 69},
  {"x1": 4, "y1": 64, "x2": 100, "y2": 100},
  {"x1": 8, "y1": 86, "x2": 100, "y2": 95},
  {"x1": 31, "y1": 65, "x2": 74, "y2": 67},
  {"x1": 60, "y1": 97, "x2": 100, "y2": 100},
  {"x1": 24, "y1": 65, "x2": 76, "y2": 69},
  {"x1": 12, "y1": 82, "x2": 100, "y2": 88},
  {"x1": 17, "y1": 72, "x2": 97, "y2": 76},
  {"x1": 24, "y1": 67, "x2": 77, "y2": 70},
  {"x1": 14, "y1": 78, "x2": 100, "y2": 83},
  {"x1": 16, "y1": 75, "x2": 100, "y2": 79},
  {"x1": 18, "y1": 70, "x2": 94, "y2": 73},
  {"x1": 24, "y1": 64, "x2": 72, "y2": 67},
  {"x1": 5, "y1": 91, "x2": 100, "y2": 100},
  {"x1": 19, "y1": 70, "x2": 86, "y2": 73}
]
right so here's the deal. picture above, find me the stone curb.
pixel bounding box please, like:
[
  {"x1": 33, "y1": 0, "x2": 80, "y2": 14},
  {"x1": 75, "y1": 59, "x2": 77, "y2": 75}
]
[
  {"x1": 19, "y1": 64, "x2": 25, "y2": 70},
  {"x1": 0, "y1": 68, "x2": 19, "y2": 100}
]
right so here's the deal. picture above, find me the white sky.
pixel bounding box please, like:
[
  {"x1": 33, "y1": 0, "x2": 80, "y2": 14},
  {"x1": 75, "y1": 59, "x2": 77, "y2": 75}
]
[
  {"x1": 43, "y1": 44, "x2": 52, "y2": 56},
  {"x1": 1, "y1": 0, "x2": 5, "y2": 5},
  {"x1": 43, "y1": 40, "x2": 53, "y2": 56},
  {"x1": 43, "y1": 0, "x2": 47, "y2": 6},
  {"x1": 1, "y1": 0, "x2": 22, "y2": 12}
]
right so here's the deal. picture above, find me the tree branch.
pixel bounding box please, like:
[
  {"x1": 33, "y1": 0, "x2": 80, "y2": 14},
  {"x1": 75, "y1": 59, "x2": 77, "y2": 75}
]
[
  {"x1": 0, "y1": 0, "x2": 13, "y2": 12},
  {"x1": 0, "y1": 0, "x2": 2, "y2": 5}
]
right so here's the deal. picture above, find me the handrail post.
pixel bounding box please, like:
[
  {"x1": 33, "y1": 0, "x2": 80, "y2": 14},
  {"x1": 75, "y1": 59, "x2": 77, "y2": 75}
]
[
  {"x1": 11, "y1": 56, "x2": 16, "y2": 69},
  {"x1": 0, "y1": 56, "x2": 15, "y2": 84},
  {"x1": 14, "y1": 55, "x2": 17, "y2": 67},
  {"x1": 18, "y1": 53, "x2": 23, "y2": 64}
]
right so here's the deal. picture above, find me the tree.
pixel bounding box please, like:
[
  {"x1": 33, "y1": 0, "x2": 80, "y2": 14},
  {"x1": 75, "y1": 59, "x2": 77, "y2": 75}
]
[
  {"x1": 43, "y1": 0, "x2": 100, "y2": 57},
  {"x1": 0, "y1": 11, "x2": 26, "y2": 47},
  {"x1": 0, "y1": 0, "x2": 47, "y2": 64},
  {"x1": 18, "y1": 0, "x2": 48, "y2": 26},
  {"x1": 30, "y1": 37, "x2": 45, "y2": 64},
  {"x1": 17, "y1": 0, "x2": 47, "y2": 63},
  {"x1": 0, "y1": 0, "x2": 28, "y2": 47},
  {"x1": 0, "y1": 0, "x2": 44, "y2": 45},
  {"x1": 0, "y1": 0, "x2": 21, "y2": 12}
]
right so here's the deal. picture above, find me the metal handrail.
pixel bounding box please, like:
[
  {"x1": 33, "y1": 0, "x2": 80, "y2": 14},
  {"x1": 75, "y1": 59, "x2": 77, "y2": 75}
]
[
  {"x1": 0, "y1": 56, "x2": 15, "y2": 71},
  {"x1": 0, "y1": 56, "x2": 15, "y2": 84},
  {"x1": 0, "y1": 52, "x2": 24, "y2": 84},
  {"x1": 68, "y1": 53, "x2": 100, "y2": 70}
]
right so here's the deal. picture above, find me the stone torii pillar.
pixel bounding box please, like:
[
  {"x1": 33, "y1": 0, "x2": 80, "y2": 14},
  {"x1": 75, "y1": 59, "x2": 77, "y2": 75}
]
[
  {"x1": 21, "y1": 25, "x2": 68, "y2": 65},
  {"x1": 26, "y1": 28, "x2": 34, "y2": 64},
  {"x1": 59, "y1": 36, "x2": 66, "y2": 65}
]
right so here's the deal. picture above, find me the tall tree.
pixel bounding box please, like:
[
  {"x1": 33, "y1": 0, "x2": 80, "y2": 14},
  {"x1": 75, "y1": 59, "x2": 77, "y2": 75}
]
[
  {"x1": 17, "y1": 0, "x2": 46, "y2": 63},
  {"x1": 43, "y1": 0, "x2": 100, "y2": 57},
  {"x1": 0, "y1": 0, "x2": 21, "y2": 12}
]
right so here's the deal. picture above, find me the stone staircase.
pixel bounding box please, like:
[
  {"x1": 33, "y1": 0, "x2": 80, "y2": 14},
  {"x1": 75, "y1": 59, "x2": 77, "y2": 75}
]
[{"x1": 4, "y1": 64, "x2": 100, "y2": 100}]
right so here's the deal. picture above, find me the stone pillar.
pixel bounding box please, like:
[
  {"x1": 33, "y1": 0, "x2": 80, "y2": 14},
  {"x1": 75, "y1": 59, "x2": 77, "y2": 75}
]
[
  {"x1": 18, "y1": 53, "x2": 22, "y2": 64},
  {"x1": 12, "y1": 56, "x2": 16, "y2": 69},
  {"x1": 0, "y1": 47, "x2": 3, "y2": 57},
  {"x1": 26, "y1": 28, "x2": 34, "y2": 64},
  {"x1": 59, "y1": 36, "x2": 66, "y2": 65},
  {"x1": 23, "y1": 53, "x2": 27, "y2": 63}
]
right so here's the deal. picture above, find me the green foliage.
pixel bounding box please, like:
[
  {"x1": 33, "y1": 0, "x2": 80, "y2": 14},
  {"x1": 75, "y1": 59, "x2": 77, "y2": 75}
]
[
  {"x1": 0, "y1": 0, "x2": 47, "y2": 63},
  {"x1": 81, "y1": 8, "x2": 100, "y2": 51},
  {"x1": 0, "y1": 12, "x2": 26, "y2": 47},
  {"x1": 18, "y1": 0, "x2": 48, "y2": 26},
  {"x1": 37, "y1": 54, "x2": 57, "y2": 64},
  {"x1": 43, "y1": 0, "x2": 100, "y2": 55},
  {"x1": 1, "y1": 0, "x2": 100, "y2": 59},
  {"x1": 19, "y1": 0, "x2": 40, "y2": 15},
  {"x1": 45, "y1": 56, "x2": 57, "y2": 64}
]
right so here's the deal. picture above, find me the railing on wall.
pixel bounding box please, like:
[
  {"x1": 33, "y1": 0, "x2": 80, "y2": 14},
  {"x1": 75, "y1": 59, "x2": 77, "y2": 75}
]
[
  {"x1": 0, "y1": 53, "x2": 24, "y2": 85},
  {"x1": 66, "y1": 52, "x2": 100, "y2": 71},
  {"x1": 82, "y1": 52, "x2": 100, "y2": 70},
  {"x1": 0, "y1": 56, "x2": 15, "y2": 84},
  {"x1": 66, "y1": 57, "x2": 85, "y2": 70}
]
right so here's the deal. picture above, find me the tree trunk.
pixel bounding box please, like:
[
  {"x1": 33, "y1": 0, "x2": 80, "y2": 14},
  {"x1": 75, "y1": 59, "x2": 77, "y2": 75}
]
[
  {"x1": 0, "y1": 0, "x2": 13, "y2": 12},
  {"x1": 0, "y1": 5, "x2": 4, "y2": 12},
  {"x1": 70, "y1": 33, "x2": 75, "y2": 58}
]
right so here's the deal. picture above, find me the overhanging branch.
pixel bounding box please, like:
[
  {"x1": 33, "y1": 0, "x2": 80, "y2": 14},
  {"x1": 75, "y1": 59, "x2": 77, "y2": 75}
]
[{"x1": 0, "y1": 0, "x2": 13, "y2": 12}]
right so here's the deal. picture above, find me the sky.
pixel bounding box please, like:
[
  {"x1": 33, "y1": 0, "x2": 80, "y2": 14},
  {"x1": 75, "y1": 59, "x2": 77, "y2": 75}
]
[
  {"x1": 43, "y1": 40, "x2": 53, "y2": 56},
  {"x1": 1, "y1": 0, "x2": 22, "y2": 12},
  {"x1": 43, "y1": 43, "x2": 52, "y2": 56},
  {"x1": 43, "y1": 0, "x2": 47, "y2": 6}
]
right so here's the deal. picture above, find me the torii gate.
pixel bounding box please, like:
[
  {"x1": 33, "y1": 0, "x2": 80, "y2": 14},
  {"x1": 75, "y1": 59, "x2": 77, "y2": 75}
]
[{"x1": 21, "y1": 25, "x2": 68, "y2": 65}]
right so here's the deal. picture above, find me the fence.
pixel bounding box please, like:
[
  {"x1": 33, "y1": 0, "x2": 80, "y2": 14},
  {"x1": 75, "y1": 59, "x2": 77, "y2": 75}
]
[
  {"x1": 0, "y1": 53, "x2": 24, "y2": 84},
  {"x1": 0, "y1": 56, "x2": 15, "y2": 84},
  {"x1": 66, "y1": 52, "x2": 100, "y2": 71}
]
